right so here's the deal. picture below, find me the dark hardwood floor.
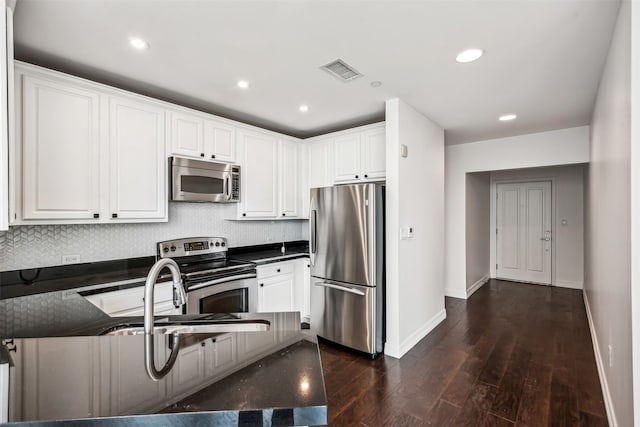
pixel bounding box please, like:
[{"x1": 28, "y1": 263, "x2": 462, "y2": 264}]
[{"x1": 318, "y1": 279, "x2": 608, "y2": 426}]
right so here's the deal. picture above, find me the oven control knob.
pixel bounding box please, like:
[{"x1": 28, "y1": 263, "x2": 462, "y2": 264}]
[
  {"x1": 163, "y1": 247, "x2": 169, "y2": 253},
  {"x1": 221, "y1": 242, "x2": 226, "y2": 247},
  {"x1": 170, "y1": 246, "x2": 176, "y2": 252},
  {"x1": 215, "y1": 242, "x2": 220, "y2": 247}
]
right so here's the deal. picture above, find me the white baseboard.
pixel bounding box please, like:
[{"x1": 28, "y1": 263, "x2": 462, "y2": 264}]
[
  {"x1": 385, "y1": 309, "x2": 447, "y2": 359},
  {"x1": 444, "y1": 287, "x2": 467, "y2": 299},
  {"x1": 467, "y1": 275, "x2": 489, "y2": 298},
  {"x1": 583, "y1": 291, "x2": 617, "y2": 427},
  {"x1": 555, "y1": 279, "x2": 583, "y2": 290}
]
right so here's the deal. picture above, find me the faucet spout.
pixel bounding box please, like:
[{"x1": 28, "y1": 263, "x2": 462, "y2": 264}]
[
  {"x1": 143, "y1": 257, "x2": 184, "y2": 381},
  {"x1": 144, "y1": 258, "x2": 184, "y2": 335}
]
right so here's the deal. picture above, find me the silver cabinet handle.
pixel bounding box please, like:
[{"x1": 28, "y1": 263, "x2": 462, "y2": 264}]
[
  {"x1": 314, "y1": 282, "x2": 365, "y2": 296},
  {"x1": 540, "y1": 237, "x2": 551, "y2": 241},
  {"x1": 187, "y1": 273, "x2": 257, "y2": 291}
]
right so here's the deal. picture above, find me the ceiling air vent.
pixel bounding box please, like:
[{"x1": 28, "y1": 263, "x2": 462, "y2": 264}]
[{"x1": 320, "y1": 59, "x2": 363, "y2": 82}]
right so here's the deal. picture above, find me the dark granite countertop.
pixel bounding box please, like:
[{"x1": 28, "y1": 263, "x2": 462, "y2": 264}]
[
  {"x1": 229, "y1": 241, "x2": 309, "y2": 265},
  {"x1": 0, "y1": 240, "x2": 310, "y2": 300},
  {"x1": 0, "y1": 269, "x2": 326, "y2": 426}
]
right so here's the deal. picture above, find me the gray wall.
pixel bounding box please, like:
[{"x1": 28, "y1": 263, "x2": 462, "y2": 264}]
[
  {"x1": 465, "y1": 172, "x2": 490, "y2": 290},
  {"x1": 0, "y1": 203, "x2": 306, "y2": 271},
  {"x1": 585, "y1": 1, "x2": 632, "y2": 425}
]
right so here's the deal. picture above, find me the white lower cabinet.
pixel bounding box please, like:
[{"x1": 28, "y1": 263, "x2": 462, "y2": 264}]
[
  {"x1": 17, "y1": 338, "x2": 101, "y2": 421},
  {"x1": 207, "y1": 333, "x2": 236, "y2": 375},
  {"x1": 107, "y1": 336, "x2": 169, "y2": 415},
  {"x1": 83, "y1": 282, "x2": 178, "y2": 317},
  {"x1": 300, "y1": 258, "x2": 311, "y2": 321},
  {"x1": 236, "y1": 313, "x2": 279, "y2": 362},
  {"x1": 171, "y1": 339, "x2": 206, "y2": 397},
  {"x1": 257, "y1": 261, "x2": 294, "y2": 312}
]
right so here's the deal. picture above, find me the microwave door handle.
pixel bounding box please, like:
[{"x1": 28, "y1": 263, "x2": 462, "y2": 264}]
[{"x1": 225, "y1": 176, "x2": 230, "y2": 200}]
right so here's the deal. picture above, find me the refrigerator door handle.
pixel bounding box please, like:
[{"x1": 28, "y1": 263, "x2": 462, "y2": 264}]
[
  {"x1": 310, "y1": 209, "x2": 317, "y2": 255},
  {"x1": 314, "y1": 282, "x2": 365, "y2": 296}
]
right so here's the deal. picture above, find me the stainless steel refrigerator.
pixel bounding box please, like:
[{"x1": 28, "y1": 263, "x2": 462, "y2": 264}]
[{"x1": 309, "y1": 183, "x2": 384, "y2": 356}]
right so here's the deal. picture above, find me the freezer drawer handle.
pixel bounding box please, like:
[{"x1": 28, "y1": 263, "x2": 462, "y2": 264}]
[{"x1": 315, "y1": 282, "x2": 365, "y2": 296}]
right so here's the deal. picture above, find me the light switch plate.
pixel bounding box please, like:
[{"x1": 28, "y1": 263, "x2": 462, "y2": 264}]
[{"x1": 400, "y1": 226, "x2": 414, "y2": 240}]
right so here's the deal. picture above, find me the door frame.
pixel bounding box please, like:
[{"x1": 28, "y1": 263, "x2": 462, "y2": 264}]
[{"x1": 490, "y1": 177, "x2": 556, "y2": 286}]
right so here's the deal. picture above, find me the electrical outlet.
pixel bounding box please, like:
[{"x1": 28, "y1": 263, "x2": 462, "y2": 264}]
[
  {"x1": 608, "y1": 344, "x2": 613, "y2": 368},
  {"x1": 61, "y1": 254, "x2": 81, "y2": 265}
]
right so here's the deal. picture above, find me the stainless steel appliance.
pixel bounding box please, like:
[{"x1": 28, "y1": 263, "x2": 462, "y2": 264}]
[
  {"x1": 170, "y1": 157, "x2": 240, "y2": 203},
  {"x1": 309, "y1": 183, "x2": 385, "y2": 356},
  {"x1": 156, "y1": 237, "x2": 257, "y2": 314}
]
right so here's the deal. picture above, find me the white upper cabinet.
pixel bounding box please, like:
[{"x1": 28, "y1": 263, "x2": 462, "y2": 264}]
[
  {"x1": 307, "y1": 139, "x2": 333, "y2": 189},
  {"x1": 333, "y1": 133, "x2": 362, "y2": 183},
  {"x1": 279, "y1": 138, "x2": 298, "y2": 218},
  {"x1": 22, "y1": 75, "x2": 101, "y2": 220},
  {"x1": 13, "y1": 63, "x2": 168, "y2": 224},
  {"x1": 204, "y1": 119, "x2": 235, "y2": 163},
  {"x1": 235, "y1": 129, "x2": 301, "y2": 220},
  {"x1": 169, "y1": 111, "x2": 236, "y2": 163},
  {"x1": 108, "y1": 96, "x2": 166, "y2": 220},
  {"x1": 0, "y1": 0, "x2": 12, "y2": 231},
  {"x1": 331, "y1": 123, "x2": 386, "y2": 184},
  {"x1": 170, "y1": 111, "x2": 203, "y2": 158},
  {"x1": 236, "y1": 128, "x2": 279, "y2": 218},
  {"x1": 362, "y1": 126, "x2": 386, "y2": 180}
]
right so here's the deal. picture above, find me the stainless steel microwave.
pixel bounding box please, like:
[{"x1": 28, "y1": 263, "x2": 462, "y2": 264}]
[{"x1": 170, "y1": 157, "x2": 240, "y2": 203}]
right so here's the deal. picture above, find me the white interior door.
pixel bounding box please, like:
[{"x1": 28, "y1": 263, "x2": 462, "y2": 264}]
[{"x1": 496, "y1": 181, "x2": 552, "y2": 284}]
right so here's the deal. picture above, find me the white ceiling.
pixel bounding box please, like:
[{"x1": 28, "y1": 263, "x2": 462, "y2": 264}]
[{"x1": 13, "y1": 0, "x2": 620, "y2": 144}]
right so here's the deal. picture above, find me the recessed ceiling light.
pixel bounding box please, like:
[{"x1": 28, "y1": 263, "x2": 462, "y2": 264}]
[
  {"x1": 456, "y1": 48, "x2": 483, "y2": 63},
  {"x1": 499, "y1": 114, "x2": 517, "y2": 121},
  {"x1": 299, "y1": 105, "x2": 309, "y2": 113},
  {"x1": 237, "y1": 80, "x2": 249, "y2": 89},
  {"x1": 370, "y1": 81, "x2": 382, "y2": 88},
  {"x1": 129, "y1": 37, "x2": 149, "y2": 50}
]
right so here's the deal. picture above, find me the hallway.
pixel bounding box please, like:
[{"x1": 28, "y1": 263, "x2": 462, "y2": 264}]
[{"x1": 319, "y1": 280, "x2": 607, "y2": 426}]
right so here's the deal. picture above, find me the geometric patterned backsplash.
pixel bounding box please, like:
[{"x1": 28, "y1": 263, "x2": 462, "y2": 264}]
[{"x1": 0, "y1": 202, "x2": 309, "y2": 271}]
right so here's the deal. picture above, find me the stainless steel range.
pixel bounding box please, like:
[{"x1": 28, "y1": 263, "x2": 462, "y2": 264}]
[{"x1": 157, "y1": 237, "x2": 257, "y2": 314}]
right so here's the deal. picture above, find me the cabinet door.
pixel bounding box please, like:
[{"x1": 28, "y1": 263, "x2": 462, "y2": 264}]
[
  {"x1": 362, "y1": 127, "x2": 386, "y2": 180},
  {"x1": 19, "y1": 338, "x2": 100, "y2": 421},
  {"x1": 170, "y1": 111, "x2": 203, "y2": 158},
  {"x1": 303, "y1": 259, "x2": 311, "y2": 320},
  {"x1": 279, "y1": 139, "x2": 298, "y2": 218},
  {"x1": 108, "y1": 335, "x2": 168, "y2": 414},
  {"x1": 206, "y1": 334, "x2": 236, "y2": 376},
  {"x1": 237, "y1": 129, "x2": 278, "y2": 218},
  {"x1": 307, "y1": 140, "x2": 332, "y2": 188},
  {"x1": 171, "y1": 341, "x2": 206, "y2": 397},
  {"x1": 22, "y1": 75, "x2": 101, "y2": 220},
  {"x1": 204, "y1": 119, "x2": 235, "y2": 163},
  {"x1": 109, "y1": 96, "x2": 166, "y2": 220},
  {"x1": 236, "y1": 313, "x2": 278, "y2": 362},
  {"x1": 258, "y1": 274, "x2": 294, "y2": 312},
  {"x1": 333, "y1": 133, "x2": 361, "y2": 183}
]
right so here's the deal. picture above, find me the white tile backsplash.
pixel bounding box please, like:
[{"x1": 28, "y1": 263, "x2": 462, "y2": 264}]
[{"x1": 0, "y1": 203, "x2": 309, "y2": 271}]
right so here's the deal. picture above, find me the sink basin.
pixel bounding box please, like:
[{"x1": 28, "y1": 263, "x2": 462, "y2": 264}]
[{"x1": 101, "y1": 319, "x2": 270, "y2": 336}]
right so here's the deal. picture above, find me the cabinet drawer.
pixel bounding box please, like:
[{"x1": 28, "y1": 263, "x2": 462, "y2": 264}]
[
  {"x1": 87, "y1": 281, "x2": 173, "y2": 315},
  {"x1": 257, "y1": 261, "x2": 294, "y2": 279}
]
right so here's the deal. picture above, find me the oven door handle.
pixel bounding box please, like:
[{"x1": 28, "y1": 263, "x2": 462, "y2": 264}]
[{"x1": 187, "y1": 273, "x2": 257, "y2": 291}]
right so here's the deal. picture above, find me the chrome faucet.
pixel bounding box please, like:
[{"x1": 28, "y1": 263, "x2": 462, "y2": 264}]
[
  {"x1": 144, "y1": 258, "x2": 185, "y2": 335},
  {"x1": 143, "y1": 258, "x2": 185, "y2": 381}
]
